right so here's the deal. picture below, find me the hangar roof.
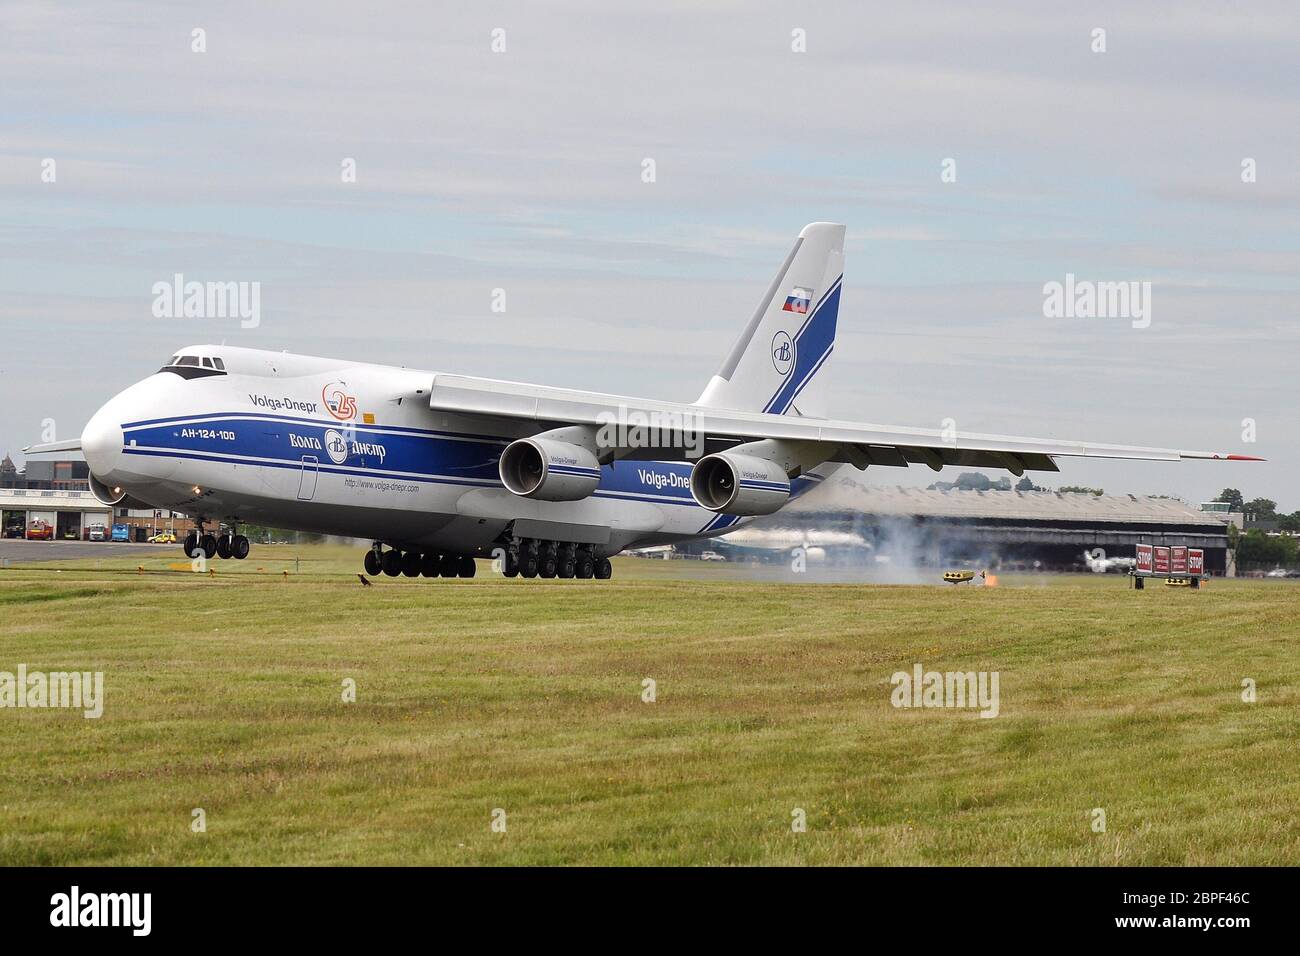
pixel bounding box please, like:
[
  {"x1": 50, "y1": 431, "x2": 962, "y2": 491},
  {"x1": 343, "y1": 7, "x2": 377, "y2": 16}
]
[{"x1": 790, "y1": 480, "x2": 1229, "y2": 528}]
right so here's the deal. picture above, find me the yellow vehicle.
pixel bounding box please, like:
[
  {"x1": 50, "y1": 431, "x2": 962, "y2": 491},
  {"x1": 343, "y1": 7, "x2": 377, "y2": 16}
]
[
  {"x1": 148, "y1": 531, "x2": 177, "y2": 544},
  {"x1": 943, "y1": 569, "x2": 976, "y2": 584}
]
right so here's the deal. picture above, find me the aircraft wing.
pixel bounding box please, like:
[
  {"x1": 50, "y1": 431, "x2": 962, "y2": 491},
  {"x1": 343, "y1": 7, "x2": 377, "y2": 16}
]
[
  {"x1": 428, "y1": 374, "x2": 1262, "y2": 474},
  {"x1": 22, "y1": 439, "x2": 83, "y2": 455}
]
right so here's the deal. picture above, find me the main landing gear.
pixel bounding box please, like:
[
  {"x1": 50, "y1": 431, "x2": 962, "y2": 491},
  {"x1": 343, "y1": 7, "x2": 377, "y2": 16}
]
[
  {"x1": 501, "y1": 537, "x2": 612, "y2": 581},
  {"x1": 184, "y1": 523, "x2": 250, "y2": 561},
  {"x1": 360, "y1": 539, "x2": 612, "y2": 582},
  {"x1": 364, "y1": 544, "x2": 476, "y2": 579}
]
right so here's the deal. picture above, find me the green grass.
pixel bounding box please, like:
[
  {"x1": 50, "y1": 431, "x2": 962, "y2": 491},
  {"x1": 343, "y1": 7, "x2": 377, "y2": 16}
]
[{"x1": 1, "y1": 545, "x2": 1297, "y2": 865}]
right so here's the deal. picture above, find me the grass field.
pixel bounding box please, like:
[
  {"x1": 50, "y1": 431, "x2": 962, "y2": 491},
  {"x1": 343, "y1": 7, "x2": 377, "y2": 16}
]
[{"x1": 1, "y1": 543, "x2": 1297, "y2": 865}]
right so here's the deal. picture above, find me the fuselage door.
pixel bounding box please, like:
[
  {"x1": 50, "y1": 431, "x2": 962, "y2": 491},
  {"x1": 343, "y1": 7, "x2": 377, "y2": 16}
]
[{"x1": 297, "y1": 456, "x2": 319, "y2": 500}]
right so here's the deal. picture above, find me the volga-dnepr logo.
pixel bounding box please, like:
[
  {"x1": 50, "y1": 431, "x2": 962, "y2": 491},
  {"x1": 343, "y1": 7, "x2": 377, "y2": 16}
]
[
  {"x1": 323, "y1": 429, "x2": 349, "y2": 464},
  {"x1": 771, "y1": 331, "x2": 794, "y2": 376}
]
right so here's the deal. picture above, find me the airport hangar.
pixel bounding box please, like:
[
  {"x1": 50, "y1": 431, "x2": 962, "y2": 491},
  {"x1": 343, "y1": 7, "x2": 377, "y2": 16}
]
[
  {"x1": 710, "y1": 483, "x2": 1236, "y2": 575},
  {"x1": 1, "y1": 453, "x2": 177, "y2": 541}
]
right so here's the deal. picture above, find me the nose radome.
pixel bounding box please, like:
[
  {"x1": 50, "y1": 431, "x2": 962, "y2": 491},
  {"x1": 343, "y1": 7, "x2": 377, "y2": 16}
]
[{"x1": 81, "y1": 402, "x2": 125, "y2": 478}]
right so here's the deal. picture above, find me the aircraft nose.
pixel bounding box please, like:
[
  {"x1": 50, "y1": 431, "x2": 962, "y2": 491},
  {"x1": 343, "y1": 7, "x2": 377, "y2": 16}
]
[{"x1": 81, "y1": 400, "x2": 125, "y2": 478}]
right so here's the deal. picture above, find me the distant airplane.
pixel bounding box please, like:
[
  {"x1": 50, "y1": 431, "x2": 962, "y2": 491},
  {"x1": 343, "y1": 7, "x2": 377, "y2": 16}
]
[{"x1": 26, "y1": 223, "x2": 1260, "y2": 581}]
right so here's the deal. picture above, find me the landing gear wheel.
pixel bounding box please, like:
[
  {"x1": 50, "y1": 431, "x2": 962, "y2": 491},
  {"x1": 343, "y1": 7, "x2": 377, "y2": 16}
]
[
  {"x1": 402, "y1": 551, "x2": 422, "y2": 577},
  {"x1": 539, "y1": 553, "x2": 557, "y2": 578},
  {"x1": 420, "y1": 552, "x2": 441, "y2": 578},
  {"x1": 575, "y1": 554, "x2": 594, "y2": 579},
  {"x1": 183, "y1": 532, "x2": 200, "y2": 558},
  {"x1": 557, "y1": 544, "x2": 576, "y2": 579},
  {"x1": 232, "y1": 535, "x2": 250, "y2": 560},
  {"x1": 520, "y1": 553, "x2": 539, "y2": 578},
  {"x1": 216, "y1": 535, "x2": 233, "y2": 560},
  {"x1": 458, "y1": 556, "x2": 476, "y2": 578},
  {"x1": 382, "y1": 549, "x2": 403, "y2": 577},
  {"x1": 363, "y1": 550, "x2": 383, "y2": 576},
  {"x1": 502, "y1": 551, "x2": 519, "y2": 578},
  {"x1": 594, "y1": 557, "x2": 612, "y2": 580},
  {"x1": 200, "y1": 534, "x2": 218, "y2": 560},
  {"x1": 439, "y1": 554, "x2": 459, "y2": 578}
]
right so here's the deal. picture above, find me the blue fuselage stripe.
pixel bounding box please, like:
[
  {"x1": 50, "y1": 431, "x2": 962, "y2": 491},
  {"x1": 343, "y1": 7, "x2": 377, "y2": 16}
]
[{"x1": 119, "y1": 413, "x2": 823, "y2": 513}]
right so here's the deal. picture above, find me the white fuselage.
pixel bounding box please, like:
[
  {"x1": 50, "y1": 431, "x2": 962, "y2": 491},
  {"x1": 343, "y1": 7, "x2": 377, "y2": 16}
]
[{"x1": 80, "y1": 345, "x2": 828, "y2": 557}]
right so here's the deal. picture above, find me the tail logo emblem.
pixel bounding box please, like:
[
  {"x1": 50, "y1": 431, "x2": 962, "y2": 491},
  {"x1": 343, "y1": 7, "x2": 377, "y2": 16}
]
[{"x1": 771, "y1": 331, "x2": 795, "y2": 376}]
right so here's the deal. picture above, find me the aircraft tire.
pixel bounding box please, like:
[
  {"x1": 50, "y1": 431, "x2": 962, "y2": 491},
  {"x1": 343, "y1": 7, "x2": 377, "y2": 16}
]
[
  {"x1": 594, "y1": 557, "x2": 612, "y2": 580},
  {"x1": 232, "y1": 535, "x2": 250, "y2": 560},
  {"x1": 557, "y1": 555, "x2": 576, "y2": 578},
  {"x1": 575, "y1": 554, "x2": 594, "y2": 579},
  {"x1": 183, "y1": 532, "x2": 200, "y2": 558},
  {"x1": 439, "y1": 554, "x2": 459, "y2": 578},
  {"x1": 200, "y1": 534, "x2": 218, "y2": 560},
  {"x1": 382, "y1": 549, "x2": 403, "y2": 577},
  {"x1": 520, "y1": 554, "x2": 539, "y2": 578},
  {"x1": 539, "y1": 554, "x2": 557, "y2": 578},
  {"x1": 420, "y1": 552, "x2": 441, "y2": 577},
  {"x1": 502, "y1": 551, "x2": 519, "y2": 577},
  {"x1": 363, "y1": 550, "x2": 383, "y2": 576},
  {"x1": 402, "y1": 551, "x2": 422, "y2": 577},
  {"x1": 216, "y1": 535, "x2": 233, "y2": 560},
  {"x1": 458, "y1": 556, "x2": 476, "y2": 578}
]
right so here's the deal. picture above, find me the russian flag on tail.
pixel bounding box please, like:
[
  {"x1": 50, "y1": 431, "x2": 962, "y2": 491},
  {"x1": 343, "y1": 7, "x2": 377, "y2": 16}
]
[{"x1": 782, "y1": 286, "x2": 812, "y2": 314}]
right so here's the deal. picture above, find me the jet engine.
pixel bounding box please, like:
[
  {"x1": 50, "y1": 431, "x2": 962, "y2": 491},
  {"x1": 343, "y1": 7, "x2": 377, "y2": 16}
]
[
  {"x1": 689, "y1": 452, "x2": 790, "y2": 516},
  {"x1": 88, "y1": 473, "x2": 128, "y2": 506},
  {"x1": 499, "y1": 436, "x2": 602, "y2": 502}
]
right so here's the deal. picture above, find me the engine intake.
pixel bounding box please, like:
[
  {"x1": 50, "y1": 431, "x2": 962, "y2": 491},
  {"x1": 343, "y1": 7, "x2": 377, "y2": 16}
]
[
  {"x1": 690, "y1": 452, "x2": 790, "y2": 516},
  {"x1": 499, "y1": 437, "x2": 602, "y2": 502},
  {"x1": 88, "y1": 473, "x2": 128, "y2": 506}
]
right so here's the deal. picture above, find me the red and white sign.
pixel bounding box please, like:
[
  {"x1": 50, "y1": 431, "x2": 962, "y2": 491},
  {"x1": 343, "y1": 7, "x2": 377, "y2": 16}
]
[
  {"x1": 1154, "y1": 546, "x2": 1171, "y2": 574},
  {"x1": 1188, "y1": 548, "x2": 1205, "y2": 575},
  {"x1": 1171, "y1": 546, "x2": 1188, "y2": 574},
  {"x1": 1136, "y1": 545, "x2": 1153, "y2": 574}
]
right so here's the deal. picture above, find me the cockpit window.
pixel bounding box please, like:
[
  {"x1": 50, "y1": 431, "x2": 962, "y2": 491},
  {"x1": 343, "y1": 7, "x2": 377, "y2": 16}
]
[{"x1": 159, "y1": 353, "x2": 228, "y2": 378}]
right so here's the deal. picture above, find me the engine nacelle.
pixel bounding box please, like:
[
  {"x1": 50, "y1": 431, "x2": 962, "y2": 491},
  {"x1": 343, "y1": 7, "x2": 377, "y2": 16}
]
[
  {"x1": 499, "y1": 437, "x2": 602, "y2": 502},
  {"x1": 88, "y1": 473, "x2": 128, "y2": 506},
  {"x1": 690, "y1": 452, "x2": 790, "y2": 516}
]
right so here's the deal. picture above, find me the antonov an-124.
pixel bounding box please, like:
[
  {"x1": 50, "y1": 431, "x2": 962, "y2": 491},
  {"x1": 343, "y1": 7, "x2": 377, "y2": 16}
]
[{"x1": 26, "y1": 223, "x2": 1259, "y2": 580}]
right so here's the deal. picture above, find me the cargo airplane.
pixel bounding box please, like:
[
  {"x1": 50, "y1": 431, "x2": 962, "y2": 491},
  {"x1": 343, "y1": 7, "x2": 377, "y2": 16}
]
[{"x1": 26, "y1": 223, "x2": 1259, "y2": 580}]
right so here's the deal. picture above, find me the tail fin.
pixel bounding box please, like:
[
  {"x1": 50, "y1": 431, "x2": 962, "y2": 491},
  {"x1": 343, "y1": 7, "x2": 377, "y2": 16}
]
[{"x1": 696, "y1": 222, "x2": 844, "y2": 418}]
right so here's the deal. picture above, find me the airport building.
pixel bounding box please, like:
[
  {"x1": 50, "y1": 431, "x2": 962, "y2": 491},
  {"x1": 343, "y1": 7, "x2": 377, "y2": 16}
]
[
  {"x1": 1, "y1": 453, "x2": 184, "y2": 541},
  {"x1": 693, "y1": 481, "x2": 1236, "y2": 575}
]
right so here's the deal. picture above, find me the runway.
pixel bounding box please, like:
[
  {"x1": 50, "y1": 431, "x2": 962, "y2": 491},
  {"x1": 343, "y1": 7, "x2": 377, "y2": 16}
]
[{"x1": 0, "y1": 540, "x2": 168, "y2": 564}]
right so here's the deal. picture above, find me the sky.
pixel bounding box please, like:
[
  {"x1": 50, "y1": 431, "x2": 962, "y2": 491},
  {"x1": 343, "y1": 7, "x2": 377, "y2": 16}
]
[{"x1": 1, "y1": 0, "x2": 1295, "y2": 506}]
